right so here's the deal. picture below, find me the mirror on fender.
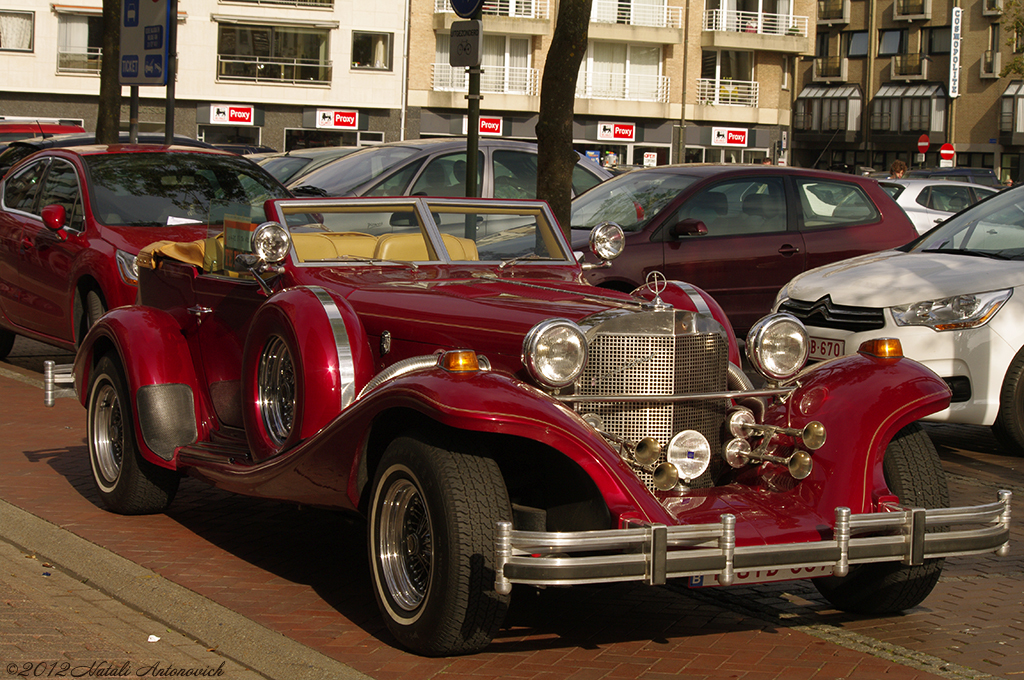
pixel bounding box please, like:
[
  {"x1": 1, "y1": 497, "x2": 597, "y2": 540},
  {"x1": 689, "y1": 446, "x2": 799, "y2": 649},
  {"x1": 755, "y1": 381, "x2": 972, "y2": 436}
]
[
  {"x1": 671, "y1": 218, "x2": 708, "y2": 238},
  {"x1": 41, "y1": 204, "x2": 67, "y2": 232}
]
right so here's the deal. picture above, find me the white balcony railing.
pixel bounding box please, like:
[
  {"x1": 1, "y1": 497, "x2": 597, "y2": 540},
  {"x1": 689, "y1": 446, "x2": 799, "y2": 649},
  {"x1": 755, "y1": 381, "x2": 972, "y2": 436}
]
[
  {"x1": 433, "y1": 0, "x2": 550, "y2": 19},
  {"x1": 702, "y1": 10, "x2": 808, "y2": 38},
  {"x1": 576, "y1": 70, "x2": 671, "y2": 102},
  {"x1": 57, "y1": 48, "x2": 102, "y2": 74},
  {"x1": 590, "y1": 0, "x2": 683, "y2": 28},
  {"x1": 696, "y1": 78, "x2": 759, "y2": 107},
  {"x1": 218, "y1": 55, "x2": 332, "y2": 84},
  {"x1": 433, "y1": 63, "x2": 540, "y2": 95}
]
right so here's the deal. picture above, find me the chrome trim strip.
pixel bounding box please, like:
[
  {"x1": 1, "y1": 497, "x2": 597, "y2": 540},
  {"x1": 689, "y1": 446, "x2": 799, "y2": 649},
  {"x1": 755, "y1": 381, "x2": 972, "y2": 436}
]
[
  {"x1": 668, "y1": 281, "x2": 711, "y2": 315},
  {"x1": 357, "y1": 355, "x2": 440, "y2": 401},
  {"x1": 307, "y1": 286, "x2": 357, "y2": 409},
  {"x1": 495, "y1": 491, "x2": 1011, "y2": 590},
  {"x1": 556, "y1": 387, "x2": 796, "y2": 403}
]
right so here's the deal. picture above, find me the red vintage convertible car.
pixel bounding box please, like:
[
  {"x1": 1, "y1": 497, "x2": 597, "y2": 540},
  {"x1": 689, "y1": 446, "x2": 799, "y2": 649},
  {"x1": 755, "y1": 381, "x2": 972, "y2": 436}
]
[{"x1": 55, "y1": 196, "x2": 1011, "y2": 657}]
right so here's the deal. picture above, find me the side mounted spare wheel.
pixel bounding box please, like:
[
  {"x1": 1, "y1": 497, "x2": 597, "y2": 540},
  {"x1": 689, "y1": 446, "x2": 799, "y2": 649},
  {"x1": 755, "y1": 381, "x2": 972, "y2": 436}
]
[
  {"x1": 87, "y1": 354, "x2": 179, "y2": 514},
  {"x1": 242, "y1": 304, "x2": 304, "y2": 461},
  {"x1": 813, "y1": 423, "x2": 948, "y2": 613},
  {"x1": 369, "y1": 436, "x2": 511, "y2": 656}
]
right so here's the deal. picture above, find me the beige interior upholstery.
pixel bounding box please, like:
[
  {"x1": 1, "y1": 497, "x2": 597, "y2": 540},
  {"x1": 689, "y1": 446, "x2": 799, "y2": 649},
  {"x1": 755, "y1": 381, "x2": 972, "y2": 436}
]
[
  {"x1": 292, "y1": 232, "x2": 379, "y2": 261},
  {"x1": 374, "y1": 233, "x2": 430, "y2": 261},
  {"x1": 441, "y1": 234, "x2": 479, "y2": 261}
]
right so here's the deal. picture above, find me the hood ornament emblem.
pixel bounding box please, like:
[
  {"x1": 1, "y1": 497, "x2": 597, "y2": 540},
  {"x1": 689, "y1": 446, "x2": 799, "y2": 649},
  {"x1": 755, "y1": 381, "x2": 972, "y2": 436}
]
[{"x1": 645, "y1": 270, "x2": 668, "y2": 307}]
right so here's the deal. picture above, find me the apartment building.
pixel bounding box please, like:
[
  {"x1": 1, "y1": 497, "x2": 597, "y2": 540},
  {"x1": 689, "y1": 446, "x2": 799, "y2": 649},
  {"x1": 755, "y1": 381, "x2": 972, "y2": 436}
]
[
  {"x1": 1, "y1": 0, "x2": 813, "y2": 164},
  {"x1": 0, "y1": 0, "x2": 407, "y2": 150},
  {"x1": 792, "y1": 0, "x2": 1020, "y2": 181}
]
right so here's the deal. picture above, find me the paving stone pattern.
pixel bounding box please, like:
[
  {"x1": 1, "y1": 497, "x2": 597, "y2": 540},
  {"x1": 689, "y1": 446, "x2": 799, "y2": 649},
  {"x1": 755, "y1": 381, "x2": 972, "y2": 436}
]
[{"x1": 0, "y1": 356, "x2": 1019, "y2": 680}]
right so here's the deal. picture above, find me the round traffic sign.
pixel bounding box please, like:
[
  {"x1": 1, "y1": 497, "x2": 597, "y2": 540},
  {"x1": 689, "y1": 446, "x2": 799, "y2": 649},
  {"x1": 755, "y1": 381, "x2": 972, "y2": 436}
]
[
  {"x1": 940, "y1": 143, "x2": 955, "y2": 161},
  {"x1": 917, "y1": 134, "x2": 929, "y2": 153},
  {"x1": 449, "y1": 0, "x2": 485, "y2": 18}
]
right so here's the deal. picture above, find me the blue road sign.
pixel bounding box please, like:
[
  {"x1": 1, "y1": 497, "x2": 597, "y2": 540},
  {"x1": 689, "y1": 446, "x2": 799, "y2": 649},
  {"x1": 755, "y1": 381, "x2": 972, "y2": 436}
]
[
  {"x1": 120, "y1": 0, "x2": 169, "y2": 86},
  {"x1": 449, "y1": 0, "x2": 485, "y2": 19}
]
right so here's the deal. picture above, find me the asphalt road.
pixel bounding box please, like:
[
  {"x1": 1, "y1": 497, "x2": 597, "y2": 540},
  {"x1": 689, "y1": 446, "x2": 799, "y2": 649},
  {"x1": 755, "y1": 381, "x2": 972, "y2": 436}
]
[{"x1": 1, "y1": 335, "x2": 1020, "y2": 680}]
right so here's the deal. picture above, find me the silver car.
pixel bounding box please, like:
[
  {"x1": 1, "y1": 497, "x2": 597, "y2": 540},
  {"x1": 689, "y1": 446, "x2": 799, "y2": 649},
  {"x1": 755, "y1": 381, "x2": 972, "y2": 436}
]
[{"x1": 880, "y1": 178, "x2": 997, "y2": 234}]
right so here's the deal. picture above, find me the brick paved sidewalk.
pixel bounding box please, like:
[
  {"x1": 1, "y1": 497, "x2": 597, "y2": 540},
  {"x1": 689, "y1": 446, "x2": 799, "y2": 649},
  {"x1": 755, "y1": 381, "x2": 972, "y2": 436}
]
[{"x1": 0, "y1": 357, "x2": 1007, "y2": 680}]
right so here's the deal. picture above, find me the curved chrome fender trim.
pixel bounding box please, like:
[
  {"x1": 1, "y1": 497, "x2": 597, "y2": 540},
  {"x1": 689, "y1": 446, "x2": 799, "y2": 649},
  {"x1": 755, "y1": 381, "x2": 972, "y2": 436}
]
[
  {"x1": 667, "y1": 281, "x2": 711, "y2": 316},
  {"x1": 306, "y1": 286, "x2": 357, "y2": 409}
]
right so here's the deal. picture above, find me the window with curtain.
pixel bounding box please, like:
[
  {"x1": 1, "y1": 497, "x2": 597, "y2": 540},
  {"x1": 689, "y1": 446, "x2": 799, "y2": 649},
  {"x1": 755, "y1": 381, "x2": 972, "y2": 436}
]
[
  {"x1": 580, "y1": 41, "x2": 663, "y2": 100},
  {"x1": 352, "y1": 31, "x2": 391, "y2": 70},
  {"x1": 0, "y1": 11, "x2": 33, "y2": 51},
  {"x1": 57, "y1": 13, "x2": 102, "y2": 73}
]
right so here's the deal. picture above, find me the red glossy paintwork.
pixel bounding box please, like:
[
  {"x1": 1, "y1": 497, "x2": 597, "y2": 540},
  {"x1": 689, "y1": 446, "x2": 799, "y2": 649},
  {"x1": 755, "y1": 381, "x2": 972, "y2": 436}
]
[
  {"x1": 74, "y1": 196, "x2": 950, "y2": 543},
  {"x1": 575, "y1": 166, "x2": 917, "y2": 335},
  {"x1": 0, "y1": 145, "x2": 287, "y2": 352}
]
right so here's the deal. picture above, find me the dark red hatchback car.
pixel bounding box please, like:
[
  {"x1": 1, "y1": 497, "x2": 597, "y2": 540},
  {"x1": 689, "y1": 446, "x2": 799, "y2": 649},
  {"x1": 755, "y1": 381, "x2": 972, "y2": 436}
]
[
  {"x1": 570, "y1": 165, "x2": 917, "y2": 335},
  {"x1": 0, "y1": 144, "x2": 290, "y2": 358}
]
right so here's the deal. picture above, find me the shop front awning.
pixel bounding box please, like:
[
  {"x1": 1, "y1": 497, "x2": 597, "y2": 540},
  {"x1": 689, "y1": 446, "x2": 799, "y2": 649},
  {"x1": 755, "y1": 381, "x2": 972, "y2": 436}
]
[
  {"x1": 796, "y1": 84, "x2": 862, "y2": 99},
  {"x1": 1002, "y1": 81, "x2": 1024, "y2": 98}
]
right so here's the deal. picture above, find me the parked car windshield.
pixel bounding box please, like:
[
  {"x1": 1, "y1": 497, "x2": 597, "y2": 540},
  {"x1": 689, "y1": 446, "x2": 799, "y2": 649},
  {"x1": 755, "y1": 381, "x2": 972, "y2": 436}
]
[
  {"x1": 909, "y1": 187, "x2": 1024, "y2": 260},
  {"x1": 84, "y1": 152, "x2": 290, "y2": 227},
  {"x1": 570, "y1": 170, "x2": 699, "y2": 233},
  {"x1": 292, "y1": 146, "x2": 421, "y2": 196}
]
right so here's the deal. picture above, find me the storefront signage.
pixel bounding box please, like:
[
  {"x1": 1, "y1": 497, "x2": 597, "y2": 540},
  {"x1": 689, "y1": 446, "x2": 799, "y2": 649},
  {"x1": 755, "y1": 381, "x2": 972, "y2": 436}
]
[
  {"x1": 479, "y1": 116, "x2": 503, "y2": 136},
  {"x1": 211, "y1": 104, "x2": 255, "y2": 126},
  {"x1": 949, "y1": 7, "x2": 962, "y2": 98},
  {"x1": 598, "y1": 122, "x2": 636, "y2": 142},
  {"x1": 712, "y1": 127, "x2": 748, "y2": 147},
  {"x1": 316, "y1": 109, "x2": 358, "y2": 130}
]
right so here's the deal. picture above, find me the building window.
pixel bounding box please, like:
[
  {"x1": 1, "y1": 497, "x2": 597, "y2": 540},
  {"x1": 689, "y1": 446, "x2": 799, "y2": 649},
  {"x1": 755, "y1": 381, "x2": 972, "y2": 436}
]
[
  {"x1": 879, "y1": 29, "x2": 905, "y2": 56},
  {"x1": 57, "y1": 12, "x2": 102, "y2": 74},
  {"x1": 871, "y1": 98, "x2": 898, "y2": 131},
  {"x1": 352, "y1": 31, "x2": 391, "y2": 70},
  {"x1": 782, "y1": 54, "x2": 790, "y2": 90},
  {"x1": 846, "y1": 31, "x2": 868, "y2": 57},
  {"x1": 434, "y1": 33, "x2": 536, "y2": 95},
  {"x1": 905, "y1": 97, "x2": 930, "y2": 131},
  {"x1": 816, "y1": 31, "x2": 830, "y2": 57},
  {"x1": 928, "y1": 26, "x2": 951, "y2": 54},
  {"x1": 822, "y1": 98, "x2": 847, "y2": 130},
  {"x1": 578, "y1": 41, "x2": 667, "y2": 102},
  {"x1": 0, "y1": 11, "x2": 34, "y2": 51},
  {"x1": 217, "y1": 24, "x2": 332, "y2": 84}
]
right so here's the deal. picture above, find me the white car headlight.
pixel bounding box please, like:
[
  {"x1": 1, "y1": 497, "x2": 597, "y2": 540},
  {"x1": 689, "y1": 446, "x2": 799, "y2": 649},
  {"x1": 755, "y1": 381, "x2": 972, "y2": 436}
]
[
  {"x1": 746, "y1": 313, "x2": 810, "y2": 382},
  {"x1": 522, "y1": 319, "x2": 587, "y2": 388},
  {"x1": 891, "y1": 289, "x2": 1012, "y2": 331}
]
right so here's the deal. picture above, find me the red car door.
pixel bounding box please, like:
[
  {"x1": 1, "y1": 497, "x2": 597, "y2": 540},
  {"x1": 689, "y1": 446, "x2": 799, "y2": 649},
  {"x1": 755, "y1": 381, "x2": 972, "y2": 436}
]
[
  {"x1": 659, "y1": 175, "x2": 806, "y2": 335},
  {"x1": 0, "y1": 159, "x2": 52, "y2": 331},
  {"x1": 11, "y1": 158, "x2": 86, "y2": 342}
]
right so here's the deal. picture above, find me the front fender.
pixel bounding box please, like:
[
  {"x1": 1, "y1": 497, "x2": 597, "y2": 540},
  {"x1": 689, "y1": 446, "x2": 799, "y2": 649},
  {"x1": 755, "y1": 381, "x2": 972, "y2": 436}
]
[
  {"x1": 763, "y1": 352, "x2": 951, "y2": 515},
  {"x1": 75, "y1": 306, "x2": 202, "y2": 468},
  {"x1": 346, "y1": 368, "x2": 670, "y2": 523}
]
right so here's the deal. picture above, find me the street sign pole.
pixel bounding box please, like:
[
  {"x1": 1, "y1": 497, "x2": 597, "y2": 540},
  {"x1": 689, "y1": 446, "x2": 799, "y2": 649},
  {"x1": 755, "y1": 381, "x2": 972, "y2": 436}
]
[{"x1": 164, "y1": 0, "x2": 177, "y2": 144}]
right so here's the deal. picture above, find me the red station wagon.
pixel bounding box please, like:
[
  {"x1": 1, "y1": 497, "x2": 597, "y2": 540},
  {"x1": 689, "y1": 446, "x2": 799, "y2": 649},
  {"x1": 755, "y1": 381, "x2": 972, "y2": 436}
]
[
  {"x1": 53, "y1": 196, "x2": 1010, "y2": 657},
  {"x1": 570, "y1": 165, "x2": 917, "y2": 335}
]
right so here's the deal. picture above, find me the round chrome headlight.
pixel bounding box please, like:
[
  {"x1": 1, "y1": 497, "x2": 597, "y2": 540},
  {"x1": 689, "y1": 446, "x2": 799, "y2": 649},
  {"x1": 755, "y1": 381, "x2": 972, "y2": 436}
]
[
  {"x1": 252, "y1": 221, "x2": 291, "y2": 264},
  {"x1": 522, "y1": 319, "x2": 587, "y2": 388},
  {"x1": 589, "y1": 221, "x2": 625, "y2": 261},
  {"x1": 746, "y1": 313, "x2": 809, "y2": 382}
]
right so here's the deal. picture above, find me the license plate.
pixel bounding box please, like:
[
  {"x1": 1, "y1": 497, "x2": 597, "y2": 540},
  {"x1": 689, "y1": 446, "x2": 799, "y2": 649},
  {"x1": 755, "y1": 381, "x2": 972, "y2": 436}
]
[
  {"x1": 809, "y1": 337, "x2": 845, "y2": 361},
  {"x1": 685, "y1": 565, "x2": 835, "y2": 588}
]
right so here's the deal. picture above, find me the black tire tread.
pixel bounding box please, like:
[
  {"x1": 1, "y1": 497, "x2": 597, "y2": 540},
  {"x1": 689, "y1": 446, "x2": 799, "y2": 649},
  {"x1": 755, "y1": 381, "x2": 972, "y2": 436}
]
[
  {"x1": 0, "y1": 329, "x2": 14, "y2": 360},
  {"x1": 813, "y1": 423, "x2": 947, "y2": 614},
  {"x1": 89, "y1": 356, "x2": 178, "y2": 515},
  {"x1": 992, "y1": 347, "x2": 1024, "y2": 457}
]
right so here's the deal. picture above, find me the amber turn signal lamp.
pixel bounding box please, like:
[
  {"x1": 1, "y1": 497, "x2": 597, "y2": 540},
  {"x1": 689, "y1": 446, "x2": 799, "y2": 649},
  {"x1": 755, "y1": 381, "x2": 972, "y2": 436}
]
[
  {"x1": 858, "y1": 338, "x2": 903, "y2": 359},
  {"x1": 440, "y1": 350, "x2": 480, "y2": 372}
]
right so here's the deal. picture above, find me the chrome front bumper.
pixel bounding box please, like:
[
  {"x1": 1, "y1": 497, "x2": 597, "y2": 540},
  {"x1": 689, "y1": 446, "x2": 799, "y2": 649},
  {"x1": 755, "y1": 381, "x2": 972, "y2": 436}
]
[{"x1": 494, "y1": 491, "x2": 1011, "y2": 594}]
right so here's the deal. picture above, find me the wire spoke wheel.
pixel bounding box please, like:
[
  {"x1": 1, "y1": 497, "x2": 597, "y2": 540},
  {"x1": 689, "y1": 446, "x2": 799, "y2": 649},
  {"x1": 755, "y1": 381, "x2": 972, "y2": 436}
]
[
  {"x1": 257, "y1": 335, "x2": 296, "y2": 446},
  {"x1": 378, "y1": 478, "x2": 433, "y2": 611}
]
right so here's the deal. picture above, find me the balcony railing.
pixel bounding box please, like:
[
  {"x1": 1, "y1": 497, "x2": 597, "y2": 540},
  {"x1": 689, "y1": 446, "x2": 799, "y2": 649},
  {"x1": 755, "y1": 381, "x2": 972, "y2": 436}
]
[
  {"x1": 433, "y1": 63, "x2": 540, "y2": 95},
  {"x1": 813, "y1": 55, "x2": 847, "y2": 81},
  {"x1": 702, "y1": 10, "x2": 808, "y2": 38},
  {"x1": 984, "y1": 0, "x2": 1003, "y2": 14},
  {"x1": 1001, "y1": 110, "x2": 1013, "y2": 133},
  {"x1": 982, "y1": 50, "x2": 1002, "y2": 77},
  {"x1": 870, "y1": 112, "x2": 892, "y2": 131},
  {"x1": 434, "y1": 0, "x2": 550, "y2": 19},
  {"x1": 217, "y1": 55, "x2": 332, "y2": 85},
  {"x1": 823, "y1": 112, "x2": 847, "y2": 131},
  {"x1": 576, "y1": 70, "x2": 670, "y2": 102},
  {"x1": 696, "y1": 78, "x2": 759, "y2": 107},
  {"x1": 57, "y1": 48, "x2": 102, "y2": 74},
  {"x1": 892, "y1": 53, "x2": 927, "y2": 79},
  {"x1": 225, "y1": 0, "x2": 332, "y2": 6},
  {"x1": 591, "y1": 0, "x2": 682, "y2": 28},
  {"x1": 817, "y1": 0, "x2": 848, "y2": 22}
]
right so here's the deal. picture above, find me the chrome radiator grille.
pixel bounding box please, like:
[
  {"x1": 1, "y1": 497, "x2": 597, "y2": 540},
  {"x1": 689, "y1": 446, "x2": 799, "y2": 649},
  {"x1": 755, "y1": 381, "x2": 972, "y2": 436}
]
[{"x1": 575, "y1": 329, "x2": 730, "y2": 490}]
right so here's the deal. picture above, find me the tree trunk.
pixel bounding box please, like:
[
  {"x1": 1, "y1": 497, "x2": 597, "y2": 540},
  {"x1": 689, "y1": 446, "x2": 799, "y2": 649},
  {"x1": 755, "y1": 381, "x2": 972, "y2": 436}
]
[
  {"x1": 537, "y1": 0, "x2": 592, "y2": 238},
  {"x1": 96, "y1": 0, "x2": 122, "y2": 144}
]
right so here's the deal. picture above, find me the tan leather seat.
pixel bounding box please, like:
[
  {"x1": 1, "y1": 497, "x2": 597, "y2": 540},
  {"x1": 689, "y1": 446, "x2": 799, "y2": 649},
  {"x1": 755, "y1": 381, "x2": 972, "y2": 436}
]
[
  {"x1": 291, "y1": 233, "x2": 339, "y2": 261},
  {"x1": 441, "y1": 234, "x2": 479, "y2": 261},
  {"x1": 374, "y1": 233, "x2": 431, "y2": 261},
  {"x1": 323, "y1": 232, "x2": 378, "y2": 258}
]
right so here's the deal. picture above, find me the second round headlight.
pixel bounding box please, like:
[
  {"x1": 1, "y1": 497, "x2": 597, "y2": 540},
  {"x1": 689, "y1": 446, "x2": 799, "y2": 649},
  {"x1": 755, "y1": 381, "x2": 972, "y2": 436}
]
[
  {"x1": 522, "y1": 319, "x2": 587, "y2": 388},
  {"x1": 746, "y1": 313, "x2": 810, "y2": 382},
  {"x1": 252, "y1": 221, "x2": 292, "y2": 264}
]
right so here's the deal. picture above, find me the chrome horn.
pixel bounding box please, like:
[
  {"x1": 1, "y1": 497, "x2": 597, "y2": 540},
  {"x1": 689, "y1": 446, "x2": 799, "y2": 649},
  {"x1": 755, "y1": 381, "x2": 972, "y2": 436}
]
[
  {"x1": 724, "y1": 439, "x2": 815, "y2": 479},
  {"x1": 727, "y1": 409, "x2": 827, "y2": 451}
]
